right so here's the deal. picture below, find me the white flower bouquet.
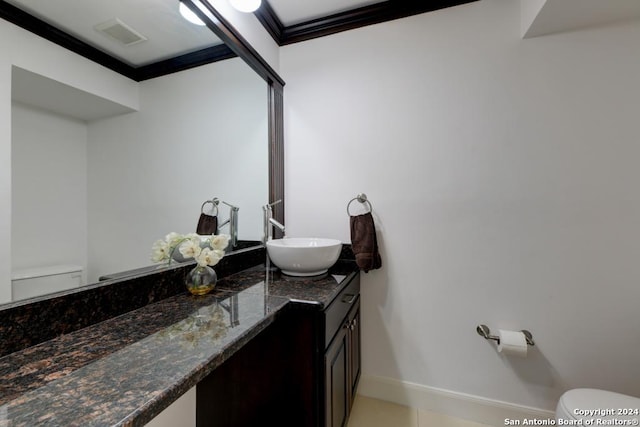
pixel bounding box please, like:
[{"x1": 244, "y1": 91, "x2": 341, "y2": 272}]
[{"x1": 152, "y1": 232, "x2": 230, "y2": 268}]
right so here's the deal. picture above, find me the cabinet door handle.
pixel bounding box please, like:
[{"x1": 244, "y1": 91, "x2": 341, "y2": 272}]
[
  {"x1": 343, "y1": 319, "x2": 357, "y2": 331},
  {"x1": 341, "y1": 294, "x2": 357, "y2": 304}
]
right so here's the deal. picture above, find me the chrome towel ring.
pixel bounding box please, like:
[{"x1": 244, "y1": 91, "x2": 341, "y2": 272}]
[
  {"x1": 201, "y1": 197, "x2": 219, "y2": 216},
  {"x1": 347, "y1": 193, "x2": 373, "y2": 216}
]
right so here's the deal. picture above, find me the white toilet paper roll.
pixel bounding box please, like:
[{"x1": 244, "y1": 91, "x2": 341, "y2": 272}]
[{"x1": 497, "y1": 329, "x2": 528, "y2": 357}]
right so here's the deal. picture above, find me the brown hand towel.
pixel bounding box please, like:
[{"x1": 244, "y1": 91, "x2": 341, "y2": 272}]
[
  {"x1": 196, "y1": 213, "x2": 218, "y2": 235},
  {"x1": 350, "y1": 212, "x2": 382, "y2": 272}
]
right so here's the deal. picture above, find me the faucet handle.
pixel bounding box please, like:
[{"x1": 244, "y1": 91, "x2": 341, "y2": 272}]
[
  {"x1": 263, "y1": 199, "x2": 282, "y2": 211},
  {"x1": 222, "y1": 200, "x2": 239, "y2": 211}
]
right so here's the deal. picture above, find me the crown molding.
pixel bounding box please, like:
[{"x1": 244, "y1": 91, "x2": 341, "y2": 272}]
[
  {"x1": 255, "y1": 0, "x2": 479, "y2": 46},
  {"x1": 135, "y1": 44, "x2": 236, "y2": 81},
  {"x1": 0, "y1": 0, "x2": 236, "y2": 82}
]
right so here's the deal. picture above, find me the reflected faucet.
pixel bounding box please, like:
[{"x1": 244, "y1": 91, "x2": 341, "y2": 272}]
[
  {"x1": 217, "y1": 200, "x2": 239, "y2": 250},
  {"x1": 263, "y1": 200, "x2": 285, "y2": 243},
  {"x1": 218, "y1": 295, "x2": 239, "y2": 327}
]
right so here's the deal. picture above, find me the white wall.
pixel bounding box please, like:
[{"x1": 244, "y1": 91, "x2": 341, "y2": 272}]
[
  {"x1": 146, "y1": 387, "x2": 195, "y2": 427},
  {"x1": 0, "y1": 18, "x2": 138, "y2": 303},
  {"x1": 11, "y1": 103, "x2": 88, "y2": 277},
  {"x1": 521, "y1": 0, "x2": 547, "y2": 37},
  {"x1": 87, "y1": 57, "x2": 267, "y2": 282},
  {"x1": 280, "y1": 0, "x2": 640, "y2": 413}
]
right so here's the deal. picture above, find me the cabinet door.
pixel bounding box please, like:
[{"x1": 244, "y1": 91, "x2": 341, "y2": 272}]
[
  {"x1": 325, "y1": 324, "x2": 349, "y2": 427},
  {"x1": 348, "y1": 301, "x2": 361, "y2": 404}
]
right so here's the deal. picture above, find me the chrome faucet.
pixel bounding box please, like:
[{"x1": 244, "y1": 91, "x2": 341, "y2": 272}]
[
  {"x1": 217, "y1": 200, "x2": 239, "y2": 250},
  {"x1": 263, "y1": 200, "x2": 285, "y2": 243}
]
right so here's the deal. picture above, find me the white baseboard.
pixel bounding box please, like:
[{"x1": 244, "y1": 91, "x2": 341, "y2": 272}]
[{"x1": 357, "y1": 375, "x2": 555, "y2": 427}]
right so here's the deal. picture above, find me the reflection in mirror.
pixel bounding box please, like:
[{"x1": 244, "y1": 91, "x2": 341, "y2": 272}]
[
  {"x1": 2, "y1": 0, "x2": 227, "y2": 68},
  {"x1": 10, "y1": 58, "x2": 267, "y2": 302},
  {"x1": 5, "y1": 4, "x2": 268, "y2": 304}
]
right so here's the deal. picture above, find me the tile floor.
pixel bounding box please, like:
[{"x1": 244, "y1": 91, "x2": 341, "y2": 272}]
[{"x1": 347, "y1": 395, "x2": 494, "y2": 427}]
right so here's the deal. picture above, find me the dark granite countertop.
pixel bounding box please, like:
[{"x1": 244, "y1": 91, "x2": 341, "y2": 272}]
[
  {"x1": 217, "y1": 260, "x2": 357, "y2": 308},
  {"x1": 0, "y1": 260, "x2": 358, "y2": 427}
]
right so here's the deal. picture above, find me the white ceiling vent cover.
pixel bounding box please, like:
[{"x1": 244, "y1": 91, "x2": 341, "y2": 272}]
[{"x1": 94, "y1": 18, "x2": 147, "y2": 46}]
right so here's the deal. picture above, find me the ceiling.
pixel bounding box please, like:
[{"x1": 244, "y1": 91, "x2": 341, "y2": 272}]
[
  {"x1": 3, "y1": 0, "x2": 223, "y2": 66},
  {"x1": 0, "y1": 0, "x2": 235, "y2": 81},
  {"x1": 267, "y1": 0, "x2": 384, "y2": 26},
  {"x1": 0, "y1": 0, "x2": 476, "y2": 79},
  {"x1": 524, "y1": 0, "x2": 640, "y2": 38},
  {"x1": 3, "y1": 0, "x2": 638, "y2": 82}
]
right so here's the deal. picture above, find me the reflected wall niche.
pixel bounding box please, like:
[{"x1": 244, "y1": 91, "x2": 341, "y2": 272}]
[{"x1": 11, "y1": 58, "x2": 267, "y2": 289}]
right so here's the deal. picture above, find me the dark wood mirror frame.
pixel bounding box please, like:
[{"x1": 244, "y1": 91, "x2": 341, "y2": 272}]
[{"x1": 187, "y1": 0, "x2": 286, "y2": 234}]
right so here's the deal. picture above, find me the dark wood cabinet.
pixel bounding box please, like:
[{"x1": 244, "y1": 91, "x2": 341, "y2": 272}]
[
  {"x1": 320, "y1": 271, "x2": 361, "y2": 427},
  {"x1": 196, "y1": 271, "x2": 361, "y2": 427},
  {"x1": 325, "y1": 297, "x2": 360, "y2": 427},
  {"x1": 348, "y1": 301, "x2": 361, "y2": 405},
  {"x1": 325, "y1": 323, "x2": 349, "y2": 427}
]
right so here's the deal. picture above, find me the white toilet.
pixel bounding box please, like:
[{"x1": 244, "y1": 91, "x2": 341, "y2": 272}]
[{"x1": 556, "y1": 388, "x2": 640, "y2": 424}]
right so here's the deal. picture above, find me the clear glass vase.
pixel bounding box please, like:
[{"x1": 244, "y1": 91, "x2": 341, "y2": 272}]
[{"x1": 185, "y1": 265, "x2": 217, "y2": 296}]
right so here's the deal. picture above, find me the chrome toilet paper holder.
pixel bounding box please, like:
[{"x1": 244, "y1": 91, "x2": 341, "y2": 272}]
[{"x1": 476, "y1": 324, "x2": 535, "y2": 347}]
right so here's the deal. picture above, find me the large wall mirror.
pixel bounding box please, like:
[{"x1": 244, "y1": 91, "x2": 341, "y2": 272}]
[{"x1": 1, "y1": 0, "x2": 284, "y2": 304}]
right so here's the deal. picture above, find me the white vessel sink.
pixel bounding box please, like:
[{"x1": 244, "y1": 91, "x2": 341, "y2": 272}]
[{"x1": 266, "y1": 238, "x2": 342, "y2": 276}]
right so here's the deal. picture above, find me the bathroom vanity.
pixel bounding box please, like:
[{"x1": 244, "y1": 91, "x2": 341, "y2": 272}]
[
  {"x1": 197, "y1": 264, "x2": 361, "y2": 427},
  {"x1": 0, "y1": 247, "x2": 360, "y2": 427}
]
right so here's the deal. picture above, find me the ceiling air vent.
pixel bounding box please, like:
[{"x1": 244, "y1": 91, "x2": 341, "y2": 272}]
[{"x1": 94, "y1": 18, "x2": 147, "y2": 46}]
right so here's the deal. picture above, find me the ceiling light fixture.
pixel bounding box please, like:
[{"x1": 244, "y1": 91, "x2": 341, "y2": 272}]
[
  {"x1": 229, "y1": 0, "x2": 261, "y2": 13},
  {"x1": 179, "y1": 1, "x2": 206, "y2": 26}
]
